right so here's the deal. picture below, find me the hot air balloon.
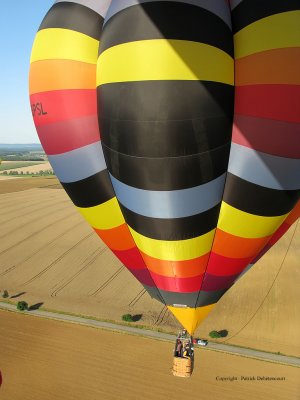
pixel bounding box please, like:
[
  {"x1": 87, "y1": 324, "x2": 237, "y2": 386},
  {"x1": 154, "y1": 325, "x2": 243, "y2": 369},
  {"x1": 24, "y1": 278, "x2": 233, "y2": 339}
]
[{"x1": 29, "y1": 0, "x2": 300, "y2": 346}]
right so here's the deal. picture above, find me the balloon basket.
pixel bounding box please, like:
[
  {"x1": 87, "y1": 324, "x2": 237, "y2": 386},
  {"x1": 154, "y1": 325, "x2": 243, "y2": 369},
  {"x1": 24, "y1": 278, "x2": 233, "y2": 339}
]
[
  {"x1": 172, "y1": 356, "x2": 193, "y2": 378},
  {"x1": 172, "y1": 331, "x2": 194, "y2": 377}
]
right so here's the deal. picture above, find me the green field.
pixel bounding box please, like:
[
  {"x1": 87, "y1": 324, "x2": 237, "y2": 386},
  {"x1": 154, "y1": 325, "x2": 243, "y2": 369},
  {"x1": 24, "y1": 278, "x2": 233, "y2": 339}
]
[{"x1": 0, "y1": 161, "x2": 45, "y2": 171}]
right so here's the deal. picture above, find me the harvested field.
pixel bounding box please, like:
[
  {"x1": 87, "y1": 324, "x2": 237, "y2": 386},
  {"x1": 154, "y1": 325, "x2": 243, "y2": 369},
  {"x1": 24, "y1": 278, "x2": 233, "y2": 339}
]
[
  {"x1": 0, "y1": 160, "x2": 51, "y2": 174},
  {"x1": 0, "y1": 310, "x2": 299, "y2": 400},
  {"x1": 197, "y1": 220, "x2": 300, "y2": 357},
  {"x1": 0, "y1": 161, "x2": 45, "y2": 171},
  {"x1": 0, "y1": 179, "x2": 299, "y2": 356},
  {"x1": 0, "y1": 176, "x2": 60, "y2": 193}
]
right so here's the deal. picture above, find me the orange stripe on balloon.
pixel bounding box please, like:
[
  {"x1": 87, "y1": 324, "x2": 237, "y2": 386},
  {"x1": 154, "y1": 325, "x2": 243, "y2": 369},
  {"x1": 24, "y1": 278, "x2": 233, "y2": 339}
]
[
  {"x1": 29, "y1": 60, "x2": 96, "y2": 94},
  {"x1": 140, "y1": 251, "x2": 210, "y2": 278},
  {"x1": 212, "y1": 229, "x2": 271, "y2": 259},
  {"x1": 235, "y1": 47, "x2": 300, "y2": 86},
  {"x1": 94, "y1": 223, "x2": 136, "y2": 251}
]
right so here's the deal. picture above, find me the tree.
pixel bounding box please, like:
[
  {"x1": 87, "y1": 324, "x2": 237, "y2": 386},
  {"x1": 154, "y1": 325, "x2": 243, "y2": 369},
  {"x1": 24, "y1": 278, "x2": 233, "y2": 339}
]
[
  {"x1": 122, "y1": 314, "x2": 133, "y2": 322},
  {"x1": 209, "y1": 330, "x2": 222, "y2": 339},
  {"x1": 2, "y1": 290, "x2": 9, "y2": 298},
  {"x1": 17, "y1": 301, "x2": 28, "y2": 311}
]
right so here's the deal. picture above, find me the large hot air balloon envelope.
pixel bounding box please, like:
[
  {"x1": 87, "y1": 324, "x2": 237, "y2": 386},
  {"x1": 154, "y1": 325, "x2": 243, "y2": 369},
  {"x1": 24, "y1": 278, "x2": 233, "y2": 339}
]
[{"x1": 29, "y1": 0, "x2": 300, "y2": 334}]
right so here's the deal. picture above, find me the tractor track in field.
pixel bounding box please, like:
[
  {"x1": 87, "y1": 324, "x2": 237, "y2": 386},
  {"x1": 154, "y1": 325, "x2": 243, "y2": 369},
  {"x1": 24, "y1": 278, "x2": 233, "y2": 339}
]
[
  {"x1": 154, "y1": 306, "x2": 169, "y2": 327},
  {"x1": 0, "y1": 210, "x2": 75, "y2": 257},
  {"x1": 90, "y1": 266, "x2": 125, "y2": 297},
  {"x1": 0, "y1": 220, "x2": 83, "y2": 277},
  {"x1": 51, "y1": 247, "x2": 108, "y2": 297},
  {"x1": 128, "y1": 289, "x2": 146, "y2": 307},
  {"x1": 0, "y1": 200, "x2": 69, "y2": 238},
  {"x1": 0, "y1": 196, "x2": 60, "y2": 218},
  {"x1": 22, "y1": 232, "x2": 94, "y2": 286}
]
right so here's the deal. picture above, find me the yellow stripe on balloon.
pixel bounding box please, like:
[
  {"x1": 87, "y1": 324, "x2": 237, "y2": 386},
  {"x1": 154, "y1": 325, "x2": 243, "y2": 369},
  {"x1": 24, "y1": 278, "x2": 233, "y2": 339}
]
[
  {"x1": 129, "y1": 227, "x2": 215, "y2": 261},
  {"x1": 30, "y1": 28, "x2": 99, "y2": 64},
  {"x1": 77, "y1": 197, "x2": 124, "y2": 230},
  {"x1": 234, "y1": 11, "x2": 300, "y2": 59},
  {"x1": 218, "y1": 202, "x2": 289, "y2": 239},
  {"x1": 97, "y1": 39, "x2": 234, "y2": 86}
]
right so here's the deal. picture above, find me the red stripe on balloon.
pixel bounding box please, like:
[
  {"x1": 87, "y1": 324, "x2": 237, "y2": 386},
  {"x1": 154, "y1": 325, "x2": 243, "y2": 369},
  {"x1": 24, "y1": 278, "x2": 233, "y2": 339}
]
[
  {"x1": 30, "y1": 89, "x2": 97, "y2": 127},
  {"x1": 201, "y1": 273, "x2": 238, "y2": 291},
  {"x1": 206, "y1": 252, "x2": 252, "y2": 276},
  {"x1": 113, "y1": 247, "x2": 146, "y2": 270},
  {"x1": 149, "y1": 271, "x2": 204, "y2": 293},
  {"x1": 232, "y1": 114, "x2": 300, "y2": 158},
  {"x1": 113, "y1": 247, "x2": 155, "y2": 287},
  {"x1": 36, "y1": 115, "x2": 100, "y2": 155},
  {"x1": 250, "y1": 244, "x2": 272, "y2": 264},
  {"x1": 235, "y1": 85, "x2": 300, "y2": 123},
  {"x1": 129, "y1": 269, "x2": 157, "y2": 287}
]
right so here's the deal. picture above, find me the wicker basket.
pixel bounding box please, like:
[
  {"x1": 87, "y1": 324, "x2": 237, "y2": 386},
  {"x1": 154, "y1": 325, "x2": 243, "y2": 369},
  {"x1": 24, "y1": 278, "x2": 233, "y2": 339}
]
[{"x1": 172, "y1": 356, "x2": 192, "y2": 378}]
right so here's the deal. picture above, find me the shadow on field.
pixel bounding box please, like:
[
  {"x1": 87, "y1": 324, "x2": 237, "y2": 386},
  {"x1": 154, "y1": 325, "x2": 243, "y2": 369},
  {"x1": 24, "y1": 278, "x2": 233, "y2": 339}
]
[
  {"x1": 218, "y1": 329, "x2": 229, "y2": 338},
  {"x1": 132, "y1": 314, "x2": 143, "y2": 322},
  {"x1": 10, "y1": 292, "x2": 26, "y2": 299},
  {"x1": 28, "y1": 302, "x2": 44, "y2": 311}
]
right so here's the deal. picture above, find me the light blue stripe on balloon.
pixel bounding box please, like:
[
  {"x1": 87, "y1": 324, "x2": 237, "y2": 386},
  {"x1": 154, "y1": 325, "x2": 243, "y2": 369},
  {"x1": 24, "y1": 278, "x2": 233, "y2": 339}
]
[
  {"x1": 48, "y1": 142, "x2": 107, "y2": 183},
  {"x1": 105, "y1": 0, "x2": 231, "y2": 28},
  {"x1": 230, "y1": 0, "x2": 244, "y2": 10},
  {"x1": 228, "y1": 143, "x2": 300, "y2": 190},
  {"x1": 55, "y1": 0, "x2": 111, "y2": 17},
  {"x1": 110, "y1": 173, "x2": 226, "y2": 219}
]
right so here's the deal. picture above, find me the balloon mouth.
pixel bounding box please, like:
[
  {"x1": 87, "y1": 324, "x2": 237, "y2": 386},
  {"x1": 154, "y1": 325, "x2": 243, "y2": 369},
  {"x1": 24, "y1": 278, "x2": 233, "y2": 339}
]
[{"x1": 168, "y1": 304, "x2": 216, "y2": 335}]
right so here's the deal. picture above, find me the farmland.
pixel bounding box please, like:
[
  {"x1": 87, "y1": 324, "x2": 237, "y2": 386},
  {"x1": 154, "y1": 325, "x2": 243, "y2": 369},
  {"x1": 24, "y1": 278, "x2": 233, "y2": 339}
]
[
  {"x1": 0, "y1": 160, "x2": 52, "y2": 174},
  {"x1": 0, "y1": 178, "x2": 299, "y2": 357},
  {"x1": 0, "y1": 310, "x2": 299, "y2": 400},
  {"x1": 0, "y1": 176, "x2": 60, "y2": 194},
  {"x1": 0, "y1": 161, "x2": 46, "y2": 171}
]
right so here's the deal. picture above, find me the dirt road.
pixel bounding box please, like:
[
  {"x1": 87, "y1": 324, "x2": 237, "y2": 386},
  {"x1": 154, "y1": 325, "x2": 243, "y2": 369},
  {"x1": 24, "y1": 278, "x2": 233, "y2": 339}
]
[{"x1": 1, "y1": 302, "x2": 299, "y2": 368}]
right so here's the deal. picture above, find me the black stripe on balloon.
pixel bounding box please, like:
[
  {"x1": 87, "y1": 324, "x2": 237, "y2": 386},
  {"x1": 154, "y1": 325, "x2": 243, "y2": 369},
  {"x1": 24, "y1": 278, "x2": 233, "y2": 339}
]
[
  {"x1": 195, "y1": 288, "x2": 228, "y2": 307},
  {"x1": 223, "y1": 173, "x2": 300, "y2": 217},
  {"x1": 61, "y1": 170, "x2": 115, "y2": 208},
  {"x1": 39, "y1": 2, "x2": 104, "y2": 40},
  {"x1": 102, "y1": 142, "x2": 230, "y2": 190},
  {"x1": 100, "y1": 1, "x2": 233, "y2": 56},
  {"x1": 153, "y1": 287, "x2": 227, "y2": 307},
  {"x1": 142, "y1": 285, "x2": 165, "y2": 304},
  {"x1": 232, "y1": 0, "x2": 300, "y2": 34},
  {"x1": 98, "y1": 81, "x2": 234, "y2": 157},
  {"x1": 119, "y1": 203, "x2": 221, "y2": 241}
]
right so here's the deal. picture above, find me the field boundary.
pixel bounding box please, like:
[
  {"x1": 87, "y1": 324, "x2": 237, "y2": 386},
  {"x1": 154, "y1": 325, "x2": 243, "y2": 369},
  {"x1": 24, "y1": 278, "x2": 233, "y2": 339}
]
[{"x1": 1, "y1": 302, "x2": 299, "y2": 368}]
